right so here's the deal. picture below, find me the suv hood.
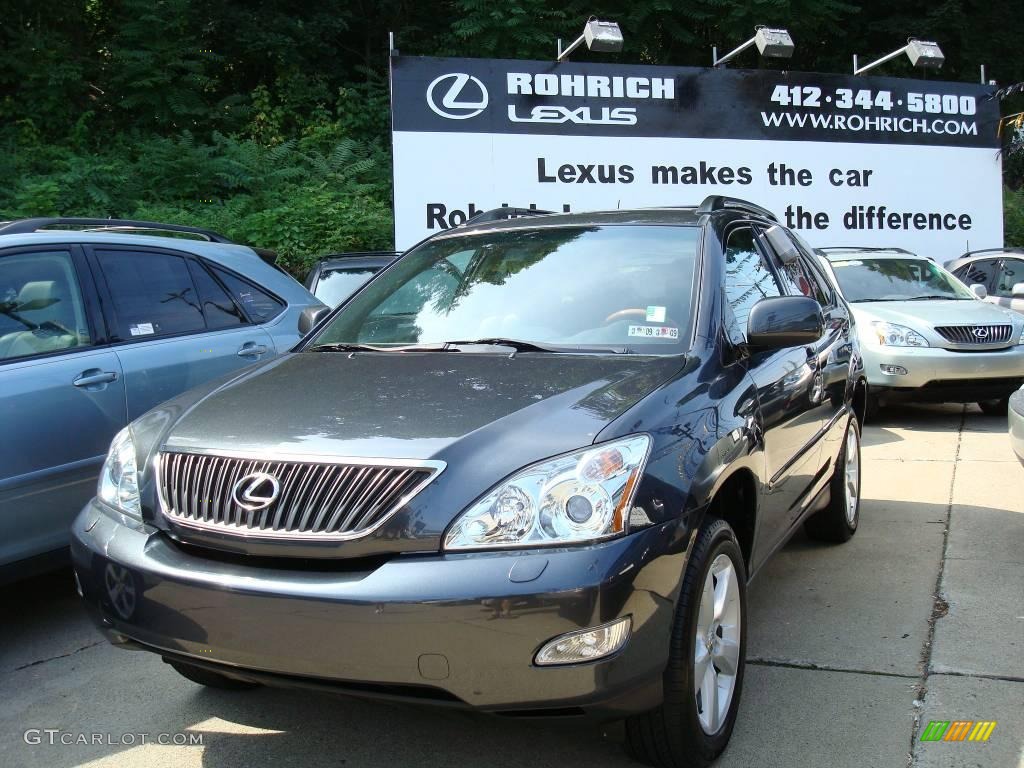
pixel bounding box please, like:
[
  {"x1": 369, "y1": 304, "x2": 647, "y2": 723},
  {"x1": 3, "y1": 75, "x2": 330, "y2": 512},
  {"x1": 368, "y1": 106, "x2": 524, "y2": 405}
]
[
  {"x1": 851, "y1": 298, "x2": 1022, "y2": 332},
  {"x1": 162, "y1": 351, "x2": 679, "y2": 461}
]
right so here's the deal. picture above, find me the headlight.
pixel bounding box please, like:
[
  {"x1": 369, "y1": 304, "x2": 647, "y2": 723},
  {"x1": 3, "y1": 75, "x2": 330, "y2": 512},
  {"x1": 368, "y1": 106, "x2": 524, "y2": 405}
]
[
  {"x1": 98, "y1": 427, "x2": 142, "y2": 519},
  {"x1": 444, "y1": 435, "x2": 651, "y2": 550},
  {"x1": 871, "y1": 321, "x2": 929, "y2": 347}
]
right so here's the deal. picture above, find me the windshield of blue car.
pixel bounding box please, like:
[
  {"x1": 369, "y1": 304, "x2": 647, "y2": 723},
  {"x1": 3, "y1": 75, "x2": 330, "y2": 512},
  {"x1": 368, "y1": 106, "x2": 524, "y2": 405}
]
[
  {"x1": 315, "y1": 266, "x2": 382, "y2": 307},
  {"x1": 308, "y1": 225, "x2": 699, "y2": 353},
  {"x1": 829, "y1": 257, "x2": 973, "y2": 303}
]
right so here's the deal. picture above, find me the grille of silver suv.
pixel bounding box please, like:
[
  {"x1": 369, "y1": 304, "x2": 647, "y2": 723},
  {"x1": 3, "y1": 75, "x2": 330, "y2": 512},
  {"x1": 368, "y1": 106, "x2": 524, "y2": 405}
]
[
  {"x1": 158, "y1": 451, "x2": 442, "y2": 540},
  {"x1": 934, "y1": 324, "x2": 1013, "y2": 346}
]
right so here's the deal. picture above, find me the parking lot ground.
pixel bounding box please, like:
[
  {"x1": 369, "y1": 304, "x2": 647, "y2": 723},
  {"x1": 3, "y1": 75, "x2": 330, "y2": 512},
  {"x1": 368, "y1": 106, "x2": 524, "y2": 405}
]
[{"x1": 1, "y1": 404, "x2": 1021, "y2": 768}]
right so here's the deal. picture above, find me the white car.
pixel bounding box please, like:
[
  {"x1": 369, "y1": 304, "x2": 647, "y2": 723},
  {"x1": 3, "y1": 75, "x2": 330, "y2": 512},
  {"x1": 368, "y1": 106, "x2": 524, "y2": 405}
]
[{"x1": 816, "y1": 247, "x2": 1024, "y2": 417}]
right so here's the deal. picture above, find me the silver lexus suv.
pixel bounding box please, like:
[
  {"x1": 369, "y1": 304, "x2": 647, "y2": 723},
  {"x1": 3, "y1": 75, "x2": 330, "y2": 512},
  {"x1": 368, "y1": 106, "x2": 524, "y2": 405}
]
[{"x1": 816, "y1": 247, "x2": 1024, "y2": 416}]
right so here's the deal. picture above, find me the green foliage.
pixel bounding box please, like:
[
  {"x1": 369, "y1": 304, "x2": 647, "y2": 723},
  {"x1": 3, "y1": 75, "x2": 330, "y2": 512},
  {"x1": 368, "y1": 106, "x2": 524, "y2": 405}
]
[
  {"x1": 1005, "y1": 186, "x2": 1024, "y2": 247},
  {"x1": 0, "y1": 0, "x2": 1022, "y2": 272},
  {"x1": 0, "y1": 124, "x2": 392, "y2": 276}
]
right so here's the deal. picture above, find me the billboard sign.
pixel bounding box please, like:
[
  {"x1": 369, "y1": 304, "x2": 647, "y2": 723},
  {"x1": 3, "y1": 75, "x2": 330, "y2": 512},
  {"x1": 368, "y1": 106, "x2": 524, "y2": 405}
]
[{"x1": 391, "y1": 56, "x2": 1003, "y2": 260}]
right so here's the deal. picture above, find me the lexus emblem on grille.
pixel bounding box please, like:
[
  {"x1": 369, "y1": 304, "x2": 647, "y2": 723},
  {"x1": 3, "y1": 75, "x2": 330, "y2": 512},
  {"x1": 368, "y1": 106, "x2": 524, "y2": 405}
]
[
  {"x1": 972, "y1": 327, "x2": 989, "y2": 339},
  {"x1": 232, "y1": 472, "x2": 280, "y2": 511}
]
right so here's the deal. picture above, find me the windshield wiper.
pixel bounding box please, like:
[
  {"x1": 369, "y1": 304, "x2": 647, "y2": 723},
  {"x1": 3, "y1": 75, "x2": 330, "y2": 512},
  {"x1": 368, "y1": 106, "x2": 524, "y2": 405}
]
[
  {"x1": 308, "y1": 342, "x2": 448, "y2": 353},
  {"x1": 443, "y1": 337, "x2": 632, "y2": 354},
  {"x1": 906, "y1": 294, "x2": 963, "y2": 301}
]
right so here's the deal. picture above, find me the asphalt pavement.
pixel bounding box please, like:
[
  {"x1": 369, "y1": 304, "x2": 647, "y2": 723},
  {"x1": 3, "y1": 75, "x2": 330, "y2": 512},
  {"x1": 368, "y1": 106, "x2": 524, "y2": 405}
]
[{"x1": 1, "y1": 403, "x2": 1021, "y2": 768}]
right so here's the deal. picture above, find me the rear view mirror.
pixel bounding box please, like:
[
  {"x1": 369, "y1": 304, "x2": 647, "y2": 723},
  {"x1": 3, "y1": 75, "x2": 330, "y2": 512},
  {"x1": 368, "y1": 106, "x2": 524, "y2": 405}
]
[
  {"x1": 969, "y1": 283, "x2": 988, "y2": 299},
  {"x1": 763, "y1": 226, "x2": 800, "y2": 264},
  {"x1": 747, "y1": 296, "x2": 824, "y2": 350},
  {"x1": 298, "y1": 305, "x2": 331, "y2": 336},
  {"x1": 1013, "y1": 282, "x2": 1024, "y2": 299}
]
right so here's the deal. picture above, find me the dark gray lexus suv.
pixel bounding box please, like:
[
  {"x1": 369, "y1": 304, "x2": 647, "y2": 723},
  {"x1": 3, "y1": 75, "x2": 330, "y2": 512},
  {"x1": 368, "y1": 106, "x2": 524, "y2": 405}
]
[{"x1": 73, "y1": 198, "x2": 867, "y2": 767}]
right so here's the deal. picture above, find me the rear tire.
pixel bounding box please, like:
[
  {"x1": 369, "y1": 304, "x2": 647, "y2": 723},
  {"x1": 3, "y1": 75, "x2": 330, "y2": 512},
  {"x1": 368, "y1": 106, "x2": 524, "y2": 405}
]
[
  {"x1": 624, "y1": 518, "x2": 747, "y2": 768},
  {"x1": 978, "y1": 398, "x2": 1009, "y2": 416},
  {"x1": 804, "y1": 417, "x2": 860, "y2": 543},
  {"x1": 864, "y1": 393, "x2": 881, "y2": 423},
  {"x1": 166, "y1": 659, "x2": 260, "y2": 690}
]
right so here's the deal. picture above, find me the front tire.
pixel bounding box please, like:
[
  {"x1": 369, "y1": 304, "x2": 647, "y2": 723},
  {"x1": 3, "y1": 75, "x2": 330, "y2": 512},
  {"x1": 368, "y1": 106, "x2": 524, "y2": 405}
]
[
  {"x1": 804, "y1": 417, "x2": 861, "y2": 543},
  {"x1": 625, "y1": 518, "x2": 747, "y2": 768}
]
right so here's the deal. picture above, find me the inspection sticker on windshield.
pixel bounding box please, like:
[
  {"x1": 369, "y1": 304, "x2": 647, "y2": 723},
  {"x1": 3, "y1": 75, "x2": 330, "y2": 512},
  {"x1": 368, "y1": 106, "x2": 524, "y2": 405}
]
[
  {"x1": 129, "y1": 322, "x2": 154, "y2": 336},
  {"x1": 629, "y1": 325, "x2": 678, "y2": 339},
  {"x1": 646, "y1": 305, "x2": 666, "y2": 322}
]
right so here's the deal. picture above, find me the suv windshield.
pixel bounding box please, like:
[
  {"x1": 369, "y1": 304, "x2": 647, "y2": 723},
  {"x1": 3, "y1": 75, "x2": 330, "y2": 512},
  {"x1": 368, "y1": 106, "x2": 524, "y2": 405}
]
[
  {"x1": 309, "y1": 225, "x2": 699, "y2": 353},
  {"x1": 829, "y1": 257, "x2": 972, "y2": 303}
]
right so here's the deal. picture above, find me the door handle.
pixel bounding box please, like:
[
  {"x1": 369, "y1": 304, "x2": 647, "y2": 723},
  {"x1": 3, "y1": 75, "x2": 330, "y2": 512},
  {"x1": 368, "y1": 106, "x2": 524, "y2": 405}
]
[
  {"x1": 73, "y1": 370, "x2": 118, "y2": 388},
  {"x1": 237, "y1": 342, "x2": 268, "y2": 358}
]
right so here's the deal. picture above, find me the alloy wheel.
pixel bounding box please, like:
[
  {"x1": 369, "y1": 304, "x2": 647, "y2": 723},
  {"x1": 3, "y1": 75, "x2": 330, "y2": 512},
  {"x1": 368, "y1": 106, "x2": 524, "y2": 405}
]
[
  {"x1": 694, "y1": 553, "x2": 741, "y2": 734},
  {"x1": 844, "y1": 426, "x2": 860, "y2": 525}
]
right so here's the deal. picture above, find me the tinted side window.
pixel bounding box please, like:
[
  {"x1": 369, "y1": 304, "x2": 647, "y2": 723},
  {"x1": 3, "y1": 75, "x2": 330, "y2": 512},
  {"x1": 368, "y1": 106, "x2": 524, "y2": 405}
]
[
  {"x1": 0, "y1": 250, "x2": 92, "y2": 362},
  {"x1": 211, "y1": 266, "x2": 285, "y2": 324},
  {"x1": 96, "y1": 250, "x2": 205, "y2": 339},
  {"x1": 723, "y1": 227, "x2": 782, "y2": 344},
  {"x1": 187, "y1": 261, "x2": 247, "y2": 329},
  {"x1": 994, "y1": 259, "x2": 1024, "y2": 298},
  {"x1": 784, "y1": 231, "x2": 834, "y2": 305},
  {"x1": 778, "y1": 256, "x2": 829, "y2": 305},
  {"x1": 956, "y1": 259, "x2": 998, "y2": 288}
]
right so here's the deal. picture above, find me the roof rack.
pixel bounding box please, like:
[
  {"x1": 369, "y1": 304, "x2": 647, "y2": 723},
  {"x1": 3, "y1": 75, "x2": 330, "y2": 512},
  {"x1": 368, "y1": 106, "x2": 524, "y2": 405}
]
[
  {"x1": 819, "y1": 246, "x2": 916, "y2": 254},
  {"x1": 0, "y1": 217, "x2": 234, "y2": 243},
  {"x1": 696, "y1": 196, "x2": 778, "y2": 222},
  {"x1": 464, "y1": 207, "x2": 554, "y2": 225},
  {"x1": 960, "y1": 246, "x2": 1024, "y2": 257}
]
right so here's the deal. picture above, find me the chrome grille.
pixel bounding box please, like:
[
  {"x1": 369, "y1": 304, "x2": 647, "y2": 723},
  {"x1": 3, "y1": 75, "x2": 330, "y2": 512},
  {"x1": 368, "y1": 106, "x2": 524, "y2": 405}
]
[
  {"x1": 934, "y1": 325, "x2": 1013, "y2": 346},
  {"x1": 158, "y1": 452, "x2": 441, "y2": 540}
]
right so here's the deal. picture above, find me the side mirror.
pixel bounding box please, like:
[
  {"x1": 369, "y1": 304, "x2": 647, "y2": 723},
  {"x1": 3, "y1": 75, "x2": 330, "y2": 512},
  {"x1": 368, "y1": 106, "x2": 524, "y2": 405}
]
[
  {"x1": 747, "y1": 296, "x2": 824, "y2": 350},
  {"x1": 763, "y1": 225, "x2": 800, "y2": 265},
  {"x1": 970, "y1": 283, "x2": 988, "y2": 299},
  {"x1": 298, "y1": 305, "x2": 331, "y2": 336},
  {"x1": 1013, "y1": 282, "x2": 1024, "y2": 299}
]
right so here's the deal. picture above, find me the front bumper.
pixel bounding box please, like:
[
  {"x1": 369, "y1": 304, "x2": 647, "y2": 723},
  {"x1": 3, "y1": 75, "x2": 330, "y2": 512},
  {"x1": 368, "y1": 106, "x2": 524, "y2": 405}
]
[
  {"x1": 863, "y1": 343, "x2": 1024, "y2": 401},
  {"x1": 1010, "y1": 388, "x2": 1024, "y2": 466},
  {"x1": 72, "y1": 499, "x2": 684, "y2": 717}
]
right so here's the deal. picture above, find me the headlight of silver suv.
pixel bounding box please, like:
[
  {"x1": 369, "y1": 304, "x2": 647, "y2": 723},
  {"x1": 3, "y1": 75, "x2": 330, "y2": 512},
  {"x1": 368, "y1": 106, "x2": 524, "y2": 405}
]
[
  {"x1": 98, "y1": 427, "x2": 142, "y2": 519},
  {"x1": 444, "y1": 435, "x2": 651, "y2": 550},
  {"x1": 871, "y1": 321, "x2": 929, "y2": 347}
]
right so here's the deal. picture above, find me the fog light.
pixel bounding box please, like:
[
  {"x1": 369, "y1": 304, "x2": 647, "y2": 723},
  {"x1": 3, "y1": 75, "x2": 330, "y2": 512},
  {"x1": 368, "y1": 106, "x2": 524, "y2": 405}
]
[
  {"x1": 880, "y1": 364, "x2": 908, "y2": 375},
  {"x1": 535, "y1": 617, "x2": 632, "y2": 666}
]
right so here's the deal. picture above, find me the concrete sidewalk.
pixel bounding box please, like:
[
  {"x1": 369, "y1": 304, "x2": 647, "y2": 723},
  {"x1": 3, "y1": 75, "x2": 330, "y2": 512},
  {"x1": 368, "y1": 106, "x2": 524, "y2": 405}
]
[{"x1": 0, "y1": 404, "x2": 1020, "y2": 768}]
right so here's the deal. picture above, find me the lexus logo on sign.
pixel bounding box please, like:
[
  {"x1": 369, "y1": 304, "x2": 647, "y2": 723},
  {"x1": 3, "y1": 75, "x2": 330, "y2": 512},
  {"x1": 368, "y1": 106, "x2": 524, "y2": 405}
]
[
  {"x1": 972, "y1": 327, "x2": 990, "y2": 339},
  {"x1": 232, "y1": 472, "x2": 280, "y2": 511},
  {"x1": 426, "y1": 73, "x2": 488, "y2": 119}
]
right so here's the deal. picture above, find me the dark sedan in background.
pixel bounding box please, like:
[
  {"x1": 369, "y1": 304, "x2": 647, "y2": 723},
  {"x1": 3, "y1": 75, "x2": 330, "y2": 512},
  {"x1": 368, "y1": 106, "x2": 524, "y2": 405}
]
[{"x1": 304, "y1": 251, "x2": 399, "y2": 307}]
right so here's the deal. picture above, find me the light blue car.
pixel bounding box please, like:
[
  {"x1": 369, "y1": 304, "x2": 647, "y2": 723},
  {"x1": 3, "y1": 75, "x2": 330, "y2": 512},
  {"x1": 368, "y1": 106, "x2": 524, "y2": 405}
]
[{"x1": 0, "y1": 218, "x2": 325, "y2": 580}]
